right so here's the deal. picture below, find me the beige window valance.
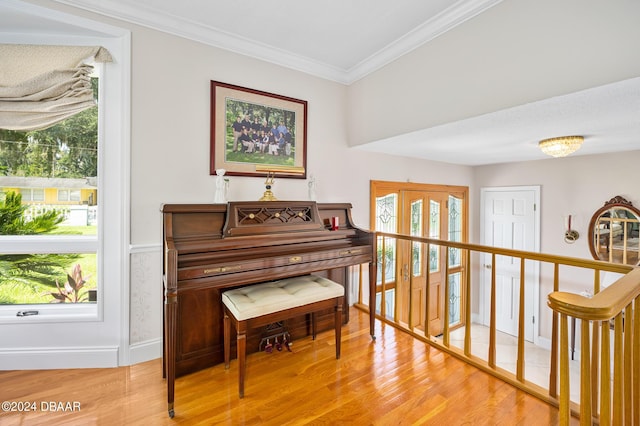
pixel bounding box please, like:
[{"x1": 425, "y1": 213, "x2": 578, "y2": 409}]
[{"x1": 0, "y1": 44, "x2": 112, "y2": 131}]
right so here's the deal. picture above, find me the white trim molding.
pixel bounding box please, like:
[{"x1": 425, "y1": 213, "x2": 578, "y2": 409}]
[
  {"x1": 0, "y1": 346, "x2": 119, "y2": 370},
  {"x1": 129, "y1": 338, "x2": 162, "y2": 365},
  {"x1": 51, "y1": 0, "x2": 504, "y2": 84}
]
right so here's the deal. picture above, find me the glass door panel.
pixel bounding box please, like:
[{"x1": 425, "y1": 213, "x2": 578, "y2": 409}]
[
  {"x1": 427, "y1": 193, "x2": 448, "y2": 336},
  {"x1": 447, "y1": 195, "x2": 464, "y2": 328},
  {"x1": 375, "y1": 193, "x2": 397, "y2": 319},
  {"x1": 429, "y1": 199, "x2": 440, "y2": 272},
  {"x1": 402, "y1": 192, "x2": 427, "y2": 331}
]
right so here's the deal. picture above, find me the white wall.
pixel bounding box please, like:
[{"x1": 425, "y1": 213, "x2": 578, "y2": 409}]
[
  {"x1": 21, "y1": 1, "x2": 472, "y2": 364},
  {"x1": 473, "y1": 151, "x2": 640, "y2": 340},
  {"x1": 14, "y1": 0, "x2": 639, "y2": 366},
  {"x1": 347, "y1": 0, "x2": 640, "y2": 146},
  {"x1": 342, "y1": 0, "x2": 640, "y2": 347},
  {"x1": 128, "y1": 26, "x2": 474, "y2": 243},
  {"x1": 473, "y1": 151, "x2": 640, "y2": 257},
  {"x1": 126, "y1": 24, "x2": 473, "y2": 359}
]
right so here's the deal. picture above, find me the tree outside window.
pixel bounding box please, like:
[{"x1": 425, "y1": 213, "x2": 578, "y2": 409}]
[{"x1": 0, "y1": 78, "x2": 99, "y2": 305}]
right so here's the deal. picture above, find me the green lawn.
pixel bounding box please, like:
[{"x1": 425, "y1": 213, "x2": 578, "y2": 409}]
[
  {"x1": 48, "y1": 225, "x2": 97, "y2": 235},
  {"x1": 0, "y1": 224, "x2": 98, "y2": 304}
]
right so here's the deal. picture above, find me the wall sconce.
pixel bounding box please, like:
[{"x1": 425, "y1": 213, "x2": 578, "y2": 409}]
[{"x1": 564, "y1": 214, "x2": 579, "y2": 243}]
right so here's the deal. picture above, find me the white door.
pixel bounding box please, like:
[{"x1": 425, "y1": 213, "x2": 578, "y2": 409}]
[{"x1": 480, "y1": 187, "x2": 539, "y2": 343}]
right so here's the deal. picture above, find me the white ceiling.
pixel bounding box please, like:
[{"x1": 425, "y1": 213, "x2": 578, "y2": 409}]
[
  {"x1": 358, "y1": 77, "x2": 640, "y2": 166},
  {"x1": 3, "y1": 0, "x2": 639, "y2": 166},
  {"x1": 47, "y1": 0, "x2": 504, "y2": 83}
]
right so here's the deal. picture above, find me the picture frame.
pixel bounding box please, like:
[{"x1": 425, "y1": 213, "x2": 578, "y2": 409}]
[{"x1": 210, "y1": 81, "x2": 307, "y2": 179}]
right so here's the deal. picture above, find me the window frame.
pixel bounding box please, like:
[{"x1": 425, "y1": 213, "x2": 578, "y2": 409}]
[
  {"x1": 0, "y1": 62, "x2": 103, "y2": 321},
  {"x1": 0, "y1": 36, "x2": 127, "y2": 328}
]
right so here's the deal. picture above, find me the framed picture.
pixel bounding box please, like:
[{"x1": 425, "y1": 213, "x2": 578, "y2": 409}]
[{"x1": 210, "y1": 81, "x2": 307, "y2": 179}]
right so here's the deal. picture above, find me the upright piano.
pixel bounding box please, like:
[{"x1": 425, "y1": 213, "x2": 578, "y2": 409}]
[{"x1": 162, "y1": 201, "x2": 375, "y2": 416}]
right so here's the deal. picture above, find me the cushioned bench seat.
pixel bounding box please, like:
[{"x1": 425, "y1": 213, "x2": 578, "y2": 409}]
[{"x1": 222, "y1": 275, "x2": 344, "y2": 398}]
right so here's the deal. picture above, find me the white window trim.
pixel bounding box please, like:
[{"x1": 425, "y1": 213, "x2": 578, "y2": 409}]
[
  {"x1": 0, "y1": 235, "x2": 98, "y2": 253},
  {"x1": 0, "y1": 303, "x2": 98, "y2": 323},
  {"x1": 0, "y1": 61, "x2": 102, "y2": 322},
  {"x1": 0, "y1": 0, "x2": 131, "y2": 366},
  {"x1": 0, "y1": 236, "x2": 100, "y2": 324}
]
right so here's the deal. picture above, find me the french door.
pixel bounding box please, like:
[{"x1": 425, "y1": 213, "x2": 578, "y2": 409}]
[{"x1": 371, "y1": 181, "x2": 468, "y2": 337}]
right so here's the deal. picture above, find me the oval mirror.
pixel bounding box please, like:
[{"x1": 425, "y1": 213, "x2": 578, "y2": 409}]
[{"x1": 588, "y1": 196, "x2": 640, "y2": 265}]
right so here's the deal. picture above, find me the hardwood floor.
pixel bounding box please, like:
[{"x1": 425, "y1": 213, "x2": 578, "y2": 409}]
[{"x1": 0, "y1": 308, "x2": 576, "y2": 425}]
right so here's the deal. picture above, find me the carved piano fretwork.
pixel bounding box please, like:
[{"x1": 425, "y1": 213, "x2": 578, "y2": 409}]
[{"x1": 162, "y1": 201, "x2": 375, "y2": 417}]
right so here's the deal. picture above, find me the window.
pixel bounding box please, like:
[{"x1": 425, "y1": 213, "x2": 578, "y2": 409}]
[
  {"x1": 0, "y1": 2, "x2": 129, "y2": 372},
  {"x1": 375, "y1": 193, "x2": 397, "y2": 285},
  {"x1": 18, "y1": 188, "x2": 45, "y2": 202},
  {"x1": 57, "y1": 189, "x2": 82, "y2": 202},
  {"x1": 0, "y1": 68, "x2": 100, "y2": 308}
]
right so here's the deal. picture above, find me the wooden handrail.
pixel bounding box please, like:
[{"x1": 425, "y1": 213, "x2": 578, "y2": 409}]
[
  {"x1": 376, "y1": 231, "x2": 633, "y2": 274},
  {"x1": 547, "y1": 265, "x2": 640, "y2": 425},
  {"x1": 356, "y1": 231, "x2": 640, "y2": 424},
  {"x1": 548, "y1": 268, "x2": 640, "y2": 321}
]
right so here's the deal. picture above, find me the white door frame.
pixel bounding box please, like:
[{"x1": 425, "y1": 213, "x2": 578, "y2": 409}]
[{"x1": 480, "y1": 185, "x2": 541, "y2": 345}]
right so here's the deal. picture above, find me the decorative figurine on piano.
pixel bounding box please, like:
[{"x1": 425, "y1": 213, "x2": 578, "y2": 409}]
[
  {"x1": 259, "y1": 171, "x2": 277, "y2": 201},
  {"x1": 214, "y1": 168, "x2": 228, "y2": 203},
  {"x1": 308, "y1": 175, "x2": 317, "y2": 201}
]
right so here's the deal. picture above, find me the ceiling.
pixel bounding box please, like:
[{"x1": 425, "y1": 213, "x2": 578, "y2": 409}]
[
  {"x1": 46, "y1": 0, "x2": 503, "y2": 83},
  {"x1": 358, "y1": 77, "x2": 640, "y2": 166},
  {"x1": 3, "y1": 0, "x2": 640, "y2": 166}
]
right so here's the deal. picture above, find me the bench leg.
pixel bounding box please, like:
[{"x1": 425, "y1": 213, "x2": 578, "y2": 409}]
[
  {"x1": 224, "y1": 310, "x2": 246, "y2": 398},
  {"x1": 311, "y1": 312, "x2": 317, "y2": 340},
  {"x1": 335, "y1": 303, "x2": 342, "y2": 359},
  {"x1": 223, "y1": 311, "x2": 231, "y2": 368},
  {"x1": 237, "y1": 325, "x2": 247, "y2": 398}
]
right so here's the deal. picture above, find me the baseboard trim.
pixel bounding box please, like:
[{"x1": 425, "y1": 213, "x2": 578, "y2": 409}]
[
  {"x1": 537, "y1": 336, "x2": 551, "y2": 351},
  {"x1": 129, "y1": 338, "x2": 162, "y2": 365},
  {"x1": 0, "y1": 346, "x2": 119, "y2": 370}
]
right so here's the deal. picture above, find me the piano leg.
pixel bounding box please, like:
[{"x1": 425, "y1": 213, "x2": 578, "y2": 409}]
[
  {"x1": 165, "y1": 301, "x2": 177, "y2": 418},
  {"x1": 164, "y1": 250, "x2": 178, "y2": 418},
  {"x1": 369, "y1": 261, "x2": 377, "y2": 341}
]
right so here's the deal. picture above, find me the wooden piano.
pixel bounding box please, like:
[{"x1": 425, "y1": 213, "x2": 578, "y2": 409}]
[{"x1": 162, "y1": 201, "x2": 375, "y2": 417}]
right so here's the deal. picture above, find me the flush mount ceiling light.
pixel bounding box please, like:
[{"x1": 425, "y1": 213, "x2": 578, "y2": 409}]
[{"x1": 539, "y1": 135, "x2": 584, "y2": 158}]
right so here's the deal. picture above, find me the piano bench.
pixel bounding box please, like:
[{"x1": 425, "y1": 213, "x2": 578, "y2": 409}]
[{"x1": 222, "y1": 275, "x2": 344, "y2": 398}]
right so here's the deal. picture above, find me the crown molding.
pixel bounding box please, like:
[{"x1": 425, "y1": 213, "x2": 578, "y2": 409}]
[
  {"x1": 3, "y1": 0, "x2": 129, "y2": 38},
  {"x1": 345, "y1": 0, "x2": 504, "y2": 83},
  {"x1": 52, "y1": 0, "x2": 503, "y2": 85}
]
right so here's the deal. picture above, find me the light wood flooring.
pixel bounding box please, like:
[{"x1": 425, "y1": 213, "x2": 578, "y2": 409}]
[{"x1": 0, "y1": 308, "x2": 577, "y2": 425}]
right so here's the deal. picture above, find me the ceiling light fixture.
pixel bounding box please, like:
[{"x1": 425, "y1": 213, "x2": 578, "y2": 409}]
[{"x1": 539, "y1": 135, "x2": 584, "y2": 158}]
